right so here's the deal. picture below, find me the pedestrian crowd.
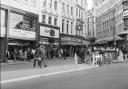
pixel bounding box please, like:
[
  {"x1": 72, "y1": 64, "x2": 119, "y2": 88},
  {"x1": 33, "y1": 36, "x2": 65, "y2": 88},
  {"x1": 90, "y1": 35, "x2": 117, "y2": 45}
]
[
  {"x1": 5, "y1": 47, "x2": 35, "y2": 62},
  {"x1": 92, "y1": 46, "x2": 128, "y2": 67},
  {"x1": 5, "y1": 45, "x2": 128, "y2": 68}
]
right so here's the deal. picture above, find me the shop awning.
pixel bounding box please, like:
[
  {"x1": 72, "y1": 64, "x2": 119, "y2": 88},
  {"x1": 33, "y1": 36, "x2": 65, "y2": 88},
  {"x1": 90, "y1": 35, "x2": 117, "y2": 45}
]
[
  {"x1": 118, "y1": 31, "x2": 128, "y2": 36},
  {"x1": 61, "y1": 40, "x2": 90, "y2": 46},
  {"x1": 8, "y1": 43, "x2": 30, "y2": 46},
  {"x1": 95, "y1": 36, "x2": 123, "y2": 44},
  {"x1": 61, "y1": 41, "x2": 81, "y2": 45}
]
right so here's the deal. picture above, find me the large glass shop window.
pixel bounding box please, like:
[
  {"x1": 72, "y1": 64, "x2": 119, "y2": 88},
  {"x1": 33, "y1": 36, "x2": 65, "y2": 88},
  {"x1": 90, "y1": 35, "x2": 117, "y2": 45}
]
[
  {"x1": 0, "y1": 9, "x2": 6, "y2": 27},
  {"x1": 10, "y1": 12, "x2": 36, "y2": 31}
]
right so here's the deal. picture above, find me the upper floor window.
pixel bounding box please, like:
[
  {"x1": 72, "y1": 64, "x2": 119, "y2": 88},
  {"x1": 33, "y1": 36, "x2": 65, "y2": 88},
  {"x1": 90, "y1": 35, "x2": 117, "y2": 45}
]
[
  {"x1": 76, "y1": 0, "x2": 78, "y2": 3},
  {"x1": 42, "y1": 0, "x2": 46, "y2": 7},
  {"x1": 62, "y1": 3, "x2": 65, "y2": 13},
  {"x1": 81, "y1": 12, "x2": 83, "y2": 19},
  {"x1": 76, "y1": 8, "x2": 78, "y2": 17},
  {"x1": 71, "y1": 22, "x2": 73, "y2": 34},
  {"x1": 62, "y1": 19, "x2": 64, "y2": 33},
  {"x1": 81, "y1": 0, "x2": 83, "y2": 6},
  {"x1": 79, "y1": 10, "x2": 81, "y2": 18},
  {"x1": 42, "y1": 15, "x2": 46, "y2": 23},
  {"x1": 49, "y1": 0, "x2": 53, "y2": 9},
  {"x1": 54, "y1": 1, "x2": 58, "y2": 10},
  {"x1": 67, "y1": 21, "x2": 69, "y2": 34},
  {"x1": 71, "y1": 7, "x2": 73, "y2": 16},
  {"x1": 54, "y1": 18, "x2": 57, "y2": 26},
  {"x1": 48, "y1": 16, "x2": 52, "y2": 24},
  {"x1": 67, "y1": 4, "x2": 69, "y2": 15}
]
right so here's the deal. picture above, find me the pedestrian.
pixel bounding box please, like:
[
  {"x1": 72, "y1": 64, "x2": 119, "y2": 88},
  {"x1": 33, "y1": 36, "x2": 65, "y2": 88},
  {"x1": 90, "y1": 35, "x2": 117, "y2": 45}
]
[
  {"x1": 122, "y1": 48, "x2": 128, "y2": 62},
  {"x1": 13, "y1": 49, "x2": 17, "y2": 62},
  {"x1": 33, "y1": 46, "x2": 42, "y2": 68},
  {"x1": 60, "y1": 48, "x2": 63, "y2": 58},
  {"x1": 31, "y1": 48, "x2": 35, "y2": 59},
  {"x1": 27, "y1": 48, "x2": 32, "y2": 62},
  {"x1": 24, "y1": 50, "x2": 27, "y2": 61},
  {"x1": 5, "y1": 50, "x2": 10, "y2": 62},
  {"x1": 40, "y1": 45, "x2": 47, "y2": 67},
  {"x1": 19, "y1": 49, "x2": 23, "y2": 61},
  {"x1": 119, "y1": 49, "x2": 123, "y2": 62},
  {"x1": 63, "y1": 49, "x2": 67, "y2": 59}
]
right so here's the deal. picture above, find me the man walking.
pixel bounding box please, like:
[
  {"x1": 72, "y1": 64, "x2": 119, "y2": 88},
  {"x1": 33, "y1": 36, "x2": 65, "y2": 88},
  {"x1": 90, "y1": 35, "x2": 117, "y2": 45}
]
[
  {"x1": 33, "y1": 46, "x2": 42, "y2": 68},
  {"x1": 40, "y1": 45, "x2": 47, "y2": 67}
]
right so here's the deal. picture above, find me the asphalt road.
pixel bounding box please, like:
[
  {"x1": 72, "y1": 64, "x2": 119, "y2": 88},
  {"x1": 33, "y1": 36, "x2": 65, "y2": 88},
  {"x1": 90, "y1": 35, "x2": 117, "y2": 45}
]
[{"x1": 2, "y1": 63, "x2": 128, "y2": 89}]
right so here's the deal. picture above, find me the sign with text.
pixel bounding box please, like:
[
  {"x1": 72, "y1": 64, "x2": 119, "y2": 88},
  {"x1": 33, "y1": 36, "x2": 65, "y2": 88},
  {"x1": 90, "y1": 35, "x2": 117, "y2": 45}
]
[
  {"x1": 9, "y1": 29, "x2": 36, "y2": 40},
  {"x1": 40, "y1": 26, "x2": 59, "y2": 38}
]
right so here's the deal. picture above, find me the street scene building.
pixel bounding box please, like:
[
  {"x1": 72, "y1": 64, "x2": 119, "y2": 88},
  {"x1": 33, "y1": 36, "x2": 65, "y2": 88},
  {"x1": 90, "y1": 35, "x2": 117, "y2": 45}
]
[
  {"x1": 0, "y1": 0, "x2": 39, "y2": 61},
  {"x1": 1, "y1": 0, "x2": 128, "y2": 89},
  {"x1": 95, "y1": 0, "x2": 128, "y2": 49},
  {"x1": 0, "y1": 0, "x2": 89, "y2": 61}
]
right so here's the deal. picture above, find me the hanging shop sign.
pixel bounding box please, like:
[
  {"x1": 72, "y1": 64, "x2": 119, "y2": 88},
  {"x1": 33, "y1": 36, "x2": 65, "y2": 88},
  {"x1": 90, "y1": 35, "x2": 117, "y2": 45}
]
[
  {"x1": 9, "y1": 29, "x2": 36, "y2": 40},
  {"x1": 40, "y1": 26, "x2": 59, "y2": 38},
  {"x1": 123, "y1": 10, "x2": 128, "y2": 17}
]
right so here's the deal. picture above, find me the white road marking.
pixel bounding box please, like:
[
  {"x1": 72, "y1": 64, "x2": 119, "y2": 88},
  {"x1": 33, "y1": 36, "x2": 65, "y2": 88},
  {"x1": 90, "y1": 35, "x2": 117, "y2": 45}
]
[{"x1": 1, "y1": 66, "x2": 98, "y2": 84}]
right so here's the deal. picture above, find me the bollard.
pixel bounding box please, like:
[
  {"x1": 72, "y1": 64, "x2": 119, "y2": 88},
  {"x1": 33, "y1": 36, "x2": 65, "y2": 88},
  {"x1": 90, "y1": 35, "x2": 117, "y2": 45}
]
[{"x1": 75, "y1": 53, "x2": 78, "y2": 64}]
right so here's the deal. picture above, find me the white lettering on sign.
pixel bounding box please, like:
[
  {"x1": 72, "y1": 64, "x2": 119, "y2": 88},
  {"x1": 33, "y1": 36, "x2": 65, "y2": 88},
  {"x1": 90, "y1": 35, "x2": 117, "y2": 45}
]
[
  {"x1": 45, "y1": 29, "x2": 50, "y2": 33},
  {"x1": 40, "y1": 26, "x2": 59, "y2": 38},
  {"x1": 123, "y1": 10, "x2": 128, "y2": 17}
]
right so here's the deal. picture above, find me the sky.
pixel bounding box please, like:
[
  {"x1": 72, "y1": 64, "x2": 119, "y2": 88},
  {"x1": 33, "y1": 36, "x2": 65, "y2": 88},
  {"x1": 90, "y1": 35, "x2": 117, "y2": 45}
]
[{"x1": 87, "y1": 0, "x2": 92, "y2": 10}]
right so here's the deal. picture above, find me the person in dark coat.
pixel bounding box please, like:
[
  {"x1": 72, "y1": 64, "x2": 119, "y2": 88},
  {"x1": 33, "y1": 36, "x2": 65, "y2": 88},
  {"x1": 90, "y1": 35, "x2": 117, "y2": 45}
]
[
  {"x1": 63, "y1": 49, "x2": 67, "y2": 59},
  {"x1": 33, "y1": 47, "x2": 42, "y2": 68},
  {"x1": 40, "y1": 45, "x2": 47, "y2": 67}
]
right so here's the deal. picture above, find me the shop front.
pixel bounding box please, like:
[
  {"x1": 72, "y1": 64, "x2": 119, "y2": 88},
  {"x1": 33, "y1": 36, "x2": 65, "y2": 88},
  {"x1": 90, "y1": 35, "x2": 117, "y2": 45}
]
[
  {"x1": 60, "y1": 34, "x2": 90, "y2": 57},
  {"x1": 0, "y1": 6, "x2": 38, "y2": 61},
  {"x1": 40, "y1": 24, "x2": 60, "y2": 59}
]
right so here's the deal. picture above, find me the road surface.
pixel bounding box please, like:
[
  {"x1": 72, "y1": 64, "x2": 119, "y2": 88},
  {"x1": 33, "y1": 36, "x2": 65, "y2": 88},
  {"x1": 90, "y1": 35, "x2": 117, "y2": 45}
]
[{"x1": 2, "y1": 63, "x2": 128, "y2": 89}]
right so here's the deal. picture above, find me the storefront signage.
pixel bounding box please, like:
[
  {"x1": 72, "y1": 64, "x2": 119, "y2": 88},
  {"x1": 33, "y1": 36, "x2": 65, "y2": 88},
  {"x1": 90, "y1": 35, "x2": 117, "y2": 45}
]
[
  {"x1": 61, "y1": 37, "x2": 81, "y2": 42},
  {"x1": 123, "y1": 10, "x2": 128, "y2": 17},
  {"x1": 9, "y1": 29, "x2": 36, "y2": 40},
  {"x1": 40, "y1": 26, "x2": 59, "y2": 38}
]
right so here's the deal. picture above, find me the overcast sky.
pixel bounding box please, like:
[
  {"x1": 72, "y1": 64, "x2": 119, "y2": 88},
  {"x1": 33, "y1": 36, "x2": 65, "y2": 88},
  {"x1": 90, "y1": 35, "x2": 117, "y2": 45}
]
[{"x1": 87, "y1": 0, "x2": 92, "y2": 9}]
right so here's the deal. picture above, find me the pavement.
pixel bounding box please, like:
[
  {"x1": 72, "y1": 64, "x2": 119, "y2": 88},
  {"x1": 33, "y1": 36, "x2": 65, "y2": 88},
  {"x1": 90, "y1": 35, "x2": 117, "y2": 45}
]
[
  {"x1": 1, "y1": 57, "x2": 78, "y2": 72},
  {"x1": 1, "y1": 57, "x2": 98, "y2": 84},
  {"x1": 0, "y1": 57, "x2": 73, "y2": 66}
]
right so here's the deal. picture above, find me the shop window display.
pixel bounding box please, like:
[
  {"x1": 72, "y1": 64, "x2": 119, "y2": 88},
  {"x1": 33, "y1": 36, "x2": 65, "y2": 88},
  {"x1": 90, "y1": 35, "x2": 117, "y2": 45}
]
[{"x1": 10, "y1": 12, "x2": 36, "y2": 31}]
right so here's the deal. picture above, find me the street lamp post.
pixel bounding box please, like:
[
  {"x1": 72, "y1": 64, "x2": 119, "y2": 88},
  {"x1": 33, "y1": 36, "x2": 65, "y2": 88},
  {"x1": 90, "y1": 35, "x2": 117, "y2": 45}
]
[{"x1": 76, "y1": 19, "x2": 84, "y2": 48}]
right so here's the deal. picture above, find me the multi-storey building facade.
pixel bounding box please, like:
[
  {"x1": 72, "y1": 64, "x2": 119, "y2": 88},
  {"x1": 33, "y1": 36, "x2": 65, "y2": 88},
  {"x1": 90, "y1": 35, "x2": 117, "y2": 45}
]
[
  {"x1": 95, "y1": 0, "x2": 125, "y2": 47},
  {"x1": 38, "y1": 0, "x2": 60, "y2": 47},
  {"x1": 120, "y1": 0, "x2": 128, "y2": 50},
  {"x1": 86, "y1": 1, "x2": 97, "y2": 40},
  {"x1": 0, "y1": 0, "x2": 39, "y2": 61},
  {"x1": 0, "y1": 0, "x2": 89, "y2": 61},
  {"x1": 59, "y1": 0, "x2": 88, "y2": 47}
]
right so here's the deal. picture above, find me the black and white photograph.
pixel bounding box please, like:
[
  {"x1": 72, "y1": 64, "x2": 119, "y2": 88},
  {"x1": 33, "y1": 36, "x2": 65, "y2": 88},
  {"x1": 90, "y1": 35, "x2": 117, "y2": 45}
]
[{"x1": 0, "y1": 0, "x2": 128, "y2": 89}]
